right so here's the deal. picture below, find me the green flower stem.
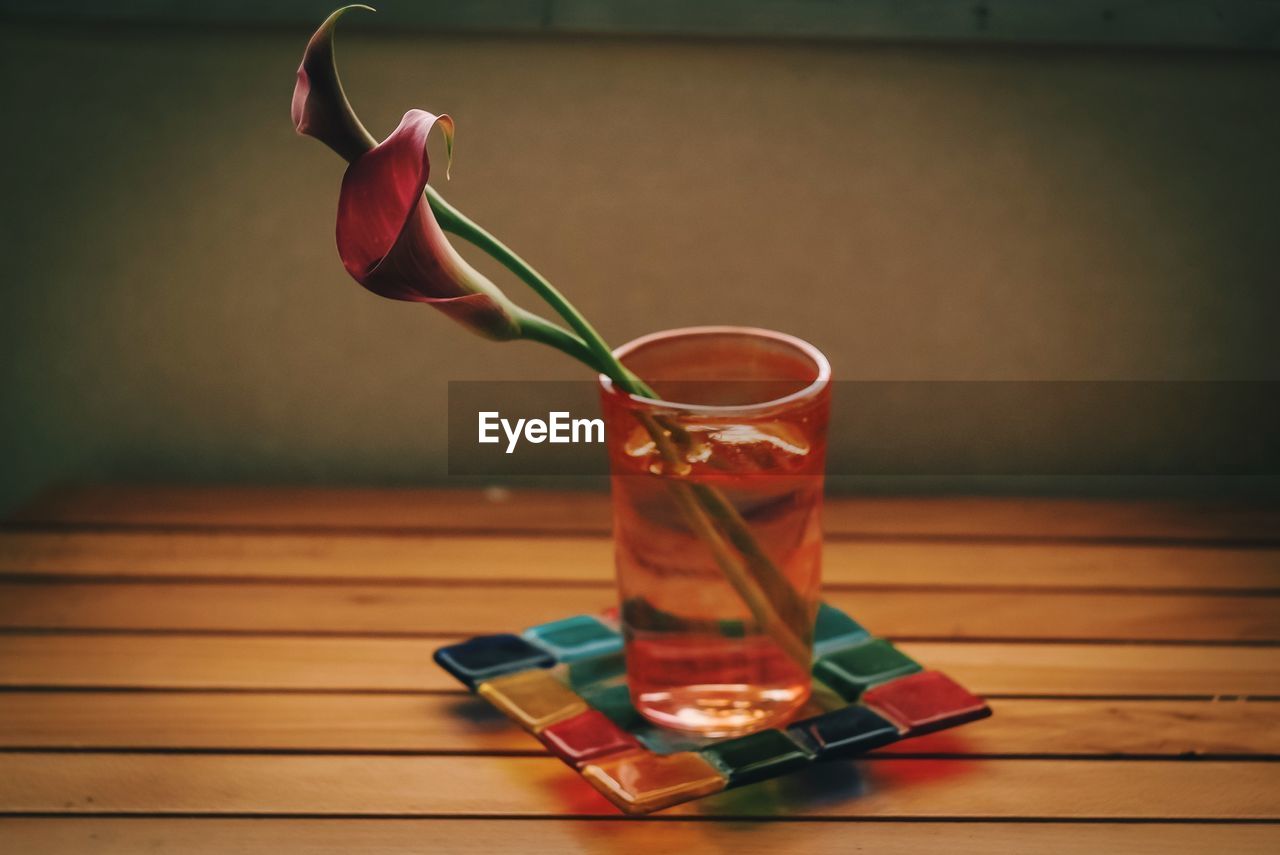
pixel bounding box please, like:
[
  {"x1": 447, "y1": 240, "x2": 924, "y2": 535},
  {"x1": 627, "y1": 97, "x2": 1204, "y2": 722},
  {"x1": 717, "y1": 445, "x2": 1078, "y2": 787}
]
[
  {"x1": 516, "y1": 311, "x2": 611, "y2": 374},
  {"x1": 429, "y1": 187, "x2": 810, "y2": 668},
  {"x1": 691, "y1": 481, "x2": 811, "y2": 633},
  {"x1": 427, "y1": 186, "x2": 652, "y2": 397}
]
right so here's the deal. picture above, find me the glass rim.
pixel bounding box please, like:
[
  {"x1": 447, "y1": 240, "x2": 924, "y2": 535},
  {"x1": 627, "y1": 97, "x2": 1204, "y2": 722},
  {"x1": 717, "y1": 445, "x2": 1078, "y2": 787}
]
[{"x1": 599, "y1": 325, "x2": 832, "y2": 416}]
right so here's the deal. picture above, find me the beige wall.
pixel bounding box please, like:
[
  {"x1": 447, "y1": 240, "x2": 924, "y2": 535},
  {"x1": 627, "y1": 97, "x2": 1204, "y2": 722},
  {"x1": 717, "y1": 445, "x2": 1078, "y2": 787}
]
[{"x1": 2, "y1": 21, "x2": 1277, "y2": 512}]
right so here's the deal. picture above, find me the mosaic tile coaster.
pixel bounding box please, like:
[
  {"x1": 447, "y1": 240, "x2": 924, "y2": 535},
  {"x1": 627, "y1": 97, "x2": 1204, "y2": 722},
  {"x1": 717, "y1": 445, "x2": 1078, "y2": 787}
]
[{"x1": 433, "y1": 601, "x2": 991, "y2": 815}]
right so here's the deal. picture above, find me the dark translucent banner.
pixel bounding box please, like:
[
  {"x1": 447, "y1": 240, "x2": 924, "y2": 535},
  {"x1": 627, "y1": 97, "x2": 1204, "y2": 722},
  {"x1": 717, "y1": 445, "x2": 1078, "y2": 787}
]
[{"x1": 447, "y1": 381, "x2": 1279, "y2": 478}]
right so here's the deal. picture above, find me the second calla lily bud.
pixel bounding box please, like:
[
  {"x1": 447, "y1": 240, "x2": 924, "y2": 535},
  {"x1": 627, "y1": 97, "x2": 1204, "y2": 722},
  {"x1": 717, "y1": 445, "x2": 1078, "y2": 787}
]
[
  {"x1": 293, "y1": 6, "x2": 524, "y2": 340},
  {"x1": 335, "y1": 109, "x2": 524, "y2": 339}
]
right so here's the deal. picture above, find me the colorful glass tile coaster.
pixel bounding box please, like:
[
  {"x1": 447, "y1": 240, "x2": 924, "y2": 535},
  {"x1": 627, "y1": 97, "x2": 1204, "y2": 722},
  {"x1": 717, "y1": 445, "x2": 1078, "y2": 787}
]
[
  {"x1": 477, "y1": 669, "x2": 588, "y2": 733},
  {"x1": 787, "y1": 704, "x2": 902, "y2": 758},
  {"x1": 524, "y1": 615, "x2": 623, "y2": 663},
  {"x1": 701, "y1": 728, "x2": 812, "y2": 788},
  {"x1": 812, "y1": 637, "x2": 922, "y2": 700},
  {"x1": 582, "y1": 751, "x2": 727, "y2": 815},
  {"x1": 540, "y1": 709, "x2": 643, "y2": 767},
  {"x1": 862, "y1": 670, "x2": 992, "y2": 736},
  {"x1": 434, "y1": 602, "x2": 990, "y2": 815},
  {"x1": 432, "y1": 633, "x2": 554, "y2": 690}
]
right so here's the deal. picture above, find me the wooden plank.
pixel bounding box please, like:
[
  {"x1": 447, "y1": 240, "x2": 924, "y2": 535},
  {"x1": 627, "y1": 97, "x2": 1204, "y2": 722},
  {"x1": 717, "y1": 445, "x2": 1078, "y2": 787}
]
[
  {"x1": 0, "y1": 693, "x2": 1275, "y2": 757},
  {"x1": 873, "y1": 698, "x2": 1280, "y2": 758},
  {"x1": 1, "y1": 753, "x2": 1277, "y2": 818},
  {"x1": 11, "y1": 486, "x2": 609, "y2": 533},
  {"x1": 1, "y1": 634, "x2": 1275, "y2": 696},
  {"x1": 1, "y1": 819, "x2": 1276, "y2": 855},
  {"x1": 13, "y1": 486, "x2": 1280, "y2": 542},
  {"x1": 3, "y1": 530, "x2": 1276, "y2": 591},
  {"x1": 1, "y1": 581, "x2": 1274, "y2": 642}
]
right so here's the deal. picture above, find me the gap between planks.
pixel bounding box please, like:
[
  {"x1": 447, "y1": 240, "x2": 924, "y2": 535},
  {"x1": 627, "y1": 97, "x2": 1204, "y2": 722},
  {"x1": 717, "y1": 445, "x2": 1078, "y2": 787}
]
[
  {"x1": 1, "y1": 818, "x2": 1279, "y2": 855},
  {"x1": 0, "y1": 819, "x2": 1275, "y2": 855},
  {"x1": 1, "y1": 634, "x2": 1276, "y2": 696},
  {"x1": 1, "y1": 753, "x2": 1278, "y2": 819},
  {"x1": 12, "y1": 486, "x2": 1280, "y2": 543},
  {"x1": 0, "y1": 693, "x2": 1275, "y2": 758},
  {"x1": 0, "y1": 580, "x2": 1274, "y2": 642},
  {"x1": 2, "y1": 530, "x2": 1277, "y2": 592}
]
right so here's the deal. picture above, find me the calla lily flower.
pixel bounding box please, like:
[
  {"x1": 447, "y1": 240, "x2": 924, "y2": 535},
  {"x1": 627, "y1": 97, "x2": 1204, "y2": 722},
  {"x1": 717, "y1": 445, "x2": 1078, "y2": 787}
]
[
  {"x1": 292, "y1": 5, "x2": 523, "y2": 340},
  {"x1": 290, "y1": 5, "x2": 376, "y2": 162}
]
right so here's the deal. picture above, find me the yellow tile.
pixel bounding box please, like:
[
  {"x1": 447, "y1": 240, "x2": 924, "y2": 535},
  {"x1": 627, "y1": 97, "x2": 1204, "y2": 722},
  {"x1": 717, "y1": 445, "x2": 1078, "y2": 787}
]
[
  {"x1": 581, "y1": 751, "x2": 727, "y2": 815},
  {"x1": 477, "y1": 669, "x2": 587, "y2": 733}
]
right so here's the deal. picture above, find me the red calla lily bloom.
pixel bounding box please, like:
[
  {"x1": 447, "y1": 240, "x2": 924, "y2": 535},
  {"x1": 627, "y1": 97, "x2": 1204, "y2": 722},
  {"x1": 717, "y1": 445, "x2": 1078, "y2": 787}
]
[{"x1": 292, "y1": 5, "x2": 523, "y2": 340}]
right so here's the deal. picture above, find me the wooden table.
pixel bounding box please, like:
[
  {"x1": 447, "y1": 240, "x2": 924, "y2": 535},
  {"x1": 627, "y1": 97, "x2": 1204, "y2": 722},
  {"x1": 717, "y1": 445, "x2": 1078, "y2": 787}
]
[{"x1": 1, "y1": 486, "x2": 1277, "y2": 852}]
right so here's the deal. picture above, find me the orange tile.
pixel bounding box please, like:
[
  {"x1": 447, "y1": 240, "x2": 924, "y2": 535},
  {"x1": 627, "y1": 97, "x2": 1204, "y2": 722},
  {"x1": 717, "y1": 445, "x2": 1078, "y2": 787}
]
[
  {"x1": 477, "y1": 669, "x2": 588, "y2": 733},
  {"x1": 581, "y1": 751, "x2": 726, "y2": 815}
]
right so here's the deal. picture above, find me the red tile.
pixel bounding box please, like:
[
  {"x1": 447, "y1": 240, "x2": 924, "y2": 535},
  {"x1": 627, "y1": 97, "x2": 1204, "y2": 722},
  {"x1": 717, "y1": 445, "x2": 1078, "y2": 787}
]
[
  {"x1": 540, "y1": 709, "x2": 643, "y2": 767},
  {"x1": 862, "y1": 671, "x2": 991, "y2": 736}
]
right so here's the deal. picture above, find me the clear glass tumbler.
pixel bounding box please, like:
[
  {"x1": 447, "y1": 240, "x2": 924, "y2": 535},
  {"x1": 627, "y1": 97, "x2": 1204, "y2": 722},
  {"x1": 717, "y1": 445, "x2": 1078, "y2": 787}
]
[{"x1": 598, "y1": 326, "x2": 830, "y2": 736}]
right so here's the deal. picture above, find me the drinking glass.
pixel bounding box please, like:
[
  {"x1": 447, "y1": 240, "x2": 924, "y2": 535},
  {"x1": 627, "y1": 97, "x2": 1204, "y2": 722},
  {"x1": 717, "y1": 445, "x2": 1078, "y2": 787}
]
[{"x1": 598, "y1": 326, "x2": 830, "y2": 735}]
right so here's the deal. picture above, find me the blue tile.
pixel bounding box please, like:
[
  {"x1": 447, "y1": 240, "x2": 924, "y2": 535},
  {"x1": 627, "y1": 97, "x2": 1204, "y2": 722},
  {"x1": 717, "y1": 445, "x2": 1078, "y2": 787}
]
[
  {"x1": 432, "y1": 634, "x2": 555, "y2": 690},
  {"x1": 524, "y1": 615, "x2": 623, "y2": 663},
  {"x1": 813, "y1": 602, "x2": 870, "y2": 656},
  {"x1": 787, "y1": 705, "x2": 901, "y2": 759}
]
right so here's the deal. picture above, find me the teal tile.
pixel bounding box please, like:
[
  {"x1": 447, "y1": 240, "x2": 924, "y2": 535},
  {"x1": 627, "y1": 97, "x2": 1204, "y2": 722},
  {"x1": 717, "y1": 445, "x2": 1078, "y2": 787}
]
[
  {"x1": 701, "y1": 729, "x2": 812, "y2": 787},
  {"x1": 564, "y1": 650, "x2": 626, "y2": 691},
  {"x1": 813, "y1": 638, "x2": 921, "y2": 700},
  {"x1": 580, "y1": 682, "x2": 645, "y2": 731},
  {"x1": 524, "y1": 615, "x2": 623, "y2": 663},
  {"x1": 813, "y1": 602, "x2": 870, "y2": 656}
]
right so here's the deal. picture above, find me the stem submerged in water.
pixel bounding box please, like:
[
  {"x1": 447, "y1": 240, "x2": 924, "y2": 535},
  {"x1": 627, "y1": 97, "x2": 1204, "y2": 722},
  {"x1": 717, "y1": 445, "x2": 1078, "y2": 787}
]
[{"x1": 635, "y1": 412, "x2": 811, "y2": 668}]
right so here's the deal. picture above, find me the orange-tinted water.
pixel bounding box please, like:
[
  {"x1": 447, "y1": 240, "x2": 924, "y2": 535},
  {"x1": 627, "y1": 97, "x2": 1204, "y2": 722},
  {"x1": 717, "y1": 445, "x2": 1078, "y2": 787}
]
[{"x1": 611, "y1": 468, "x2": 823, "y2": 735}]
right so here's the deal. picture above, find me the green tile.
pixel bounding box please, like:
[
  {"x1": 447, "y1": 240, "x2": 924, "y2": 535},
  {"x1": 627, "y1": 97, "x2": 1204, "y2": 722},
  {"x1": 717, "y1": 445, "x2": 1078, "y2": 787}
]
[
  {"x1": 813, "y1": 602, "x2": 870, "y2": 656},
  {"x1": 701, "y1": 729, "x2": 812, "y2": 788},
  {"x1": 813, "y1": 638, "x2": 921, "y2": 700}
]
